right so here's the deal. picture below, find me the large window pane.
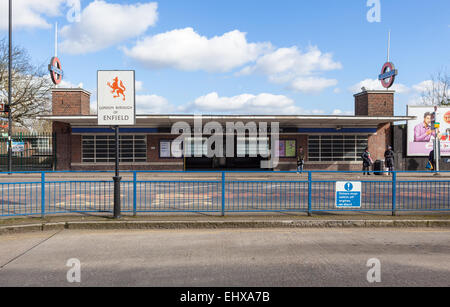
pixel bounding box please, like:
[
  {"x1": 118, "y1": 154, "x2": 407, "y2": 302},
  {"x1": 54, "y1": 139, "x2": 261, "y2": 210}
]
[
  {"x1": 82, "y1": 135, "x2": 147, "y2": 163},
  {"x1": 308, "y1": 135, "x2": 368, "y2": 162}
]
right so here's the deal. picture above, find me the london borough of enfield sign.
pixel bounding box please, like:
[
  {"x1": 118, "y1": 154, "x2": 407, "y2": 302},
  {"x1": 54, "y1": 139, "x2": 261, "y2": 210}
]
[{"x1": 97, "y1": 70, "x2": 136, "y2": 126}]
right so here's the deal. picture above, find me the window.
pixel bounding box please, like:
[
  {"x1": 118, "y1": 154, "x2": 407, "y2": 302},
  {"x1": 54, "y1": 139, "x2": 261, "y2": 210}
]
[
  {"x1": 184, "y1": 137, "x2": 208, "y2": 157},
  {"x1": 237, "y1": 137, "x2": 269, "y2": 157},
  {"x1": 82, "y1": 135, "x2": 147, "y2": 163},
  {"x1": 308, "y1": 135, "x2": 368, "y2": 162}
]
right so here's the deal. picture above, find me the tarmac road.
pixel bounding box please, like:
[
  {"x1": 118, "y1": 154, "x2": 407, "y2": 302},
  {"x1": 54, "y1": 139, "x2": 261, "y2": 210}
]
[{"x1": 0, "y1": 228, "x2": 449, "y2": 287}]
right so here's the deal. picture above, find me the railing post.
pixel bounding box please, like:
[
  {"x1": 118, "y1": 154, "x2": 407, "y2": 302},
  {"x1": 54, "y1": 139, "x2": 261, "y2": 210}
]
[
  {"x1": 392, "y1": 171, "x2": 397, "y2": 216},
  {"x1": 221, "y1": 172, "x2": 225, "y2": 217},
  {"x1": 308, "y1": 171, "x2": 312, "y2": 216},
  {"x1": 133, "y1": 171, "x2": 137, "y2": 216},
  {"x1": 41, "y1": 172, "x2": 45, "y2": 218}
]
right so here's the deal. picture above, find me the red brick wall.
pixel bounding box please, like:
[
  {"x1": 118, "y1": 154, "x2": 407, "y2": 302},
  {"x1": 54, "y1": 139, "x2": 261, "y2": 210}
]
[
  {"x1": 53, "y1": 121, "x2": 71, "y2": 170},
  {"x1": 70, "y1": 164, "x2": 183, "y2": 171},
  {"x1": 368, "y1": 123, "x2": 392, "y2": 161},
  {"x1": 52, "y1": 90, "x2": 91, "y2": 116},
  {"x1": 305, "y1": 163, "x2": 362, "y2": 171},
  {"x1": 71, "y1": 135, "x2": 81, "y2": 163},
  {"x1": 147, "y1": 135, "x2": 184, "y2": 163},
  {"x1": 355, "y1": 92, "x2": 394, "y2": 116},
  {"x1": 355, "y1": 95, "x2": 369, "y2": 115},
  {"x1": 275, "y1": 134, "x2": 307, "y2": 171}
]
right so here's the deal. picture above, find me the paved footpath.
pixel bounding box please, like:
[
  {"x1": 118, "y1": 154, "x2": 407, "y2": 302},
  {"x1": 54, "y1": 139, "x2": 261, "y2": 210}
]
[{"x1": 0, "y1": 228, "x2": 449, "y2": 287}]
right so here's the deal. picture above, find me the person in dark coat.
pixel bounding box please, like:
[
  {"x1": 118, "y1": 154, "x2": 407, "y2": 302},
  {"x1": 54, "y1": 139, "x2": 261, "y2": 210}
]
[
  {"x1": 384, "y1": 146, "x2": 395, "y2": 174},
  {"x1": 297, "y1": 146, "x2": 305, "y2": 174},
  {"x1": 361, "y1": 147, "x2": 373, "y2": 175},
  {"x1": 428, "y1": 150, "x2": 435, "y2": 171}
]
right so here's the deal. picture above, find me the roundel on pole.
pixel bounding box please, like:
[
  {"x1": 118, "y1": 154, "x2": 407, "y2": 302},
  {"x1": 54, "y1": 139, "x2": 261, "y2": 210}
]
[
  {"x1": 378, "y1": 62, "x2": 398, "y2": 89},
  {"x1": 48, "y1": 56, "x2": 64, "y2": 85}
]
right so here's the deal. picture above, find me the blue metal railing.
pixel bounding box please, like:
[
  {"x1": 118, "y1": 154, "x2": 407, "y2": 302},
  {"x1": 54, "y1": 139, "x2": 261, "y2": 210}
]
[{"x1": 0, "y1": 170, "x2": 449, "y2": 217}]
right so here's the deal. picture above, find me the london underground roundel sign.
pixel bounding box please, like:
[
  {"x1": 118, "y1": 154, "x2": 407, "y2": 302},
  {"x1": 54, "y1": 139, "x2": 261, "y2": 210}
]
[
  {"x1": 378, "y1": 62, "x2": 398, "y2": 89},
  {"x1": 48, "y1": 56, "x2": 63, "y2": 85}
]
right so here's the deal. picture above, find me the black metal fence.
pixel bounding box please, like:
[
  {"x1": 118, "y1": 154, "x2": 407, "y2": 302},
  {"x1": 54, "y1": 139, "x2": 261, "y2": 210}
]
[{"x1": 0, "y1": 133, "x2": 55, "y2": 171}]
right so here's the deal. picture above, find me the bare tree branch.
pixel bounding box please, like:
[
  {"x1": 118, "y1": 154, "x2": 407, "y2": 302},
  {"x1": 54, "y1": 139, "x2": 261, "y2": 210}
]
[
  {"x1": 420, "y1": 68, "x2": 450, "y2": 106},
  {"x1": 0, "y1": 38, "x2": 53, "y2": 131}
]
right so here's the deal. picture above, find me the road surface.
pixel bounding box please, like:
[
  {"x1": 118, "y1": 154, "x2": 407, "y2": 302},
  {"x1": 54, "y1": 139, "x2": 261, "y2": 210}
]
[{"x1": 0, "y1": 228, "x2": 449, "y2": 286}]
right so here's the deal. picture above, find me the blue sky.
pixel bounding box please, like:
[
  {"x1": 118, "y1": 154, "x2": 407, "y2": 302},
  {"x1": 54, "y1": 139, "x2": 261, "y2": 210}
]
[{"x1": 1, "y1": 0, "x2": 449, "y2": 116}]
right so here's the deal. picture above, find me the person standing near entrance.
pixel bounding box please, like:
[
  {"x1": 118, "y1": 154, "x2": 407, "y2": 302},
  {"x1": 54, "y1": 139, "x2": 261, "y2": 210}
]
[
  {"x1": 427, "y1": 149, "x2": 435, "y2": 171},
  {"x1": 384, "y1": 145, "x2": 395, "y2": 174},
  {"x1": 297, "y1": 146, "x2": 305, "y2": 174},
  {"x1": 361, "y1": 147, "x2": 373, "y2": 175}
]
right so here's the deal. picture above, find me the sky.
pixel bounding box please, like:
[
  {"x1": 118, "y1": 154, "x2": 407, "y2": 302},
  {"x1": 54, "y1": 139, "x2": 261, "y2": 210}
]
[{"x1": 0, "y1": 0, "x2": 449, "y2": 116}]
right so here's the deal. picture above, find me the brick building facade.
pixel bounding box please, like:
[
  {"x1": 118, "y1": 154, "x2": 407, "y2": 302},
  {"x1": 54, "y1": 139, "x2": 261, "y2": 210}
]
[{"x1": 43, "y1": 88, "x2": 411, "y2": 171}]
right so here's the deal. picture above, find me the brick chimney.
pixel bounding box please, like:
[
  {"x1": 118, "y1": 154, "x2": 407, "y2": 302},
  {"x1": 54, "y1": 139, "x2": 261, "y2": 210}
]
[
  {"x1": 354, "y1": 90, "x2": 394, "y2": 116},
  {"x1": 52, "y1": 88, "x2": 91, "y2": 116}
]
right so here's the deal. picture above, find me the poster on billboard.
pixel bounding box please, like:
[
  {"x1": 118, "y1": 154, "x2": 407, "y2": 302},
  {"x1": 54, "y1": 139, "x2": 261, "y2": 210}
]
[
  {"x1": 407, "y1": 106, "x2": 450, "y2": 156},
  {"x1": 97, "y1": 70, "x2": 135, "y2": 126}
]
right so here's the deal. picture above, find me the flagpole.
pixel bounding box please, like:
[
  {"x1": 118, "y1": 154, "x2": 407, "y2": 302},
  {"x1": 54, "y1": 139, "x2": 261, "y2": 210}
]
[
  {"x1": 8, "y1": 0, "x2": 13, "y2": 174},
  {"x1": 55, "y1": 22, "x2": 58, "y2": 58},
  {"x1": 387, "y1": 30, "x2": 391, "y2": 62}
]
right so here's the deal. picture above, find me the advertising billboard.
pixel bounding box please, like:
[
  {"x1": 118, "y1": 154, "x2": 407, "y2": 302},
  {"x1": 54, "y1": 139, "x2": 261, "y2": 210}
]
[
  {"x1": 407, "y1": 106, "x2": 450, "y2": 156},
  {"x1": 97, "y1": 70, "x2": 135, "y2": 126}
]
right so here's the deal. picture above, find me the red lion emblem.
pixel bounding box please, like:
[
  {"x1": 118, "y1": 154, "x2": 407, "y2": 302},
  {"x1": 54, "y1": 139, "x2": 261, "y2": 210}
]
[{"x1": 107, "y1": 77, "x2": 126, "y2": 101}]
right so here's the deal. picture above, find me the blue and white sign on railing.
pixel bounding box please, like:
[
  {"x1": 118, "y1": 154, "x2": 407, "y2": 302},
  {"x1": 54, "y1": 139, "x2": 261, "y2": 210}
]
[
  {"x1": 11, "y1": 141, "x2": 25, "y2": 153},
  {"x1": 336, "y1": 181, "x2": 361, "y2": 208}
]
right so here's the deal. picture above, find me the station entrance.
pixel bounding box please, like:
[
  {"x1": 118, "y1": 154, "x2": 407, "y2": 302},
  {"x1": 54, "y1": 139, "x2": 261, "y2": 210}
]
[{"x1": 184, "y1": 136, "x2": 270, "y2": 170}]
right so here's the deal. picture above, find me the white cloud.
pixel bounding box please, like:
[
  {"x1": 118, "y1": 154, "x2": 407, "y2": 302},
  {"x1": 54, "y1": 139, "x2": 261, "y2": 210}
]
[
  {"x1": 137, "y1": 94, "x2": 177, "y2": 114},
  {"x1": 60, "y1": 1, "x2": 158, "y2": 54},
  {"x1": 349, "y1": 78, "x2": 410, "y2": 94},
  {"x1": 184, "y1": 92, "x2": 303, "y2": 115},
  {"x1": 289, "y1": 77, "x2": 338, "y2": 93},
  {"x1": 239, "y1": 46, "x2": 342, "y2": 93},
  {"x1": 124, "y1": 27, "x2": 271, "y2": 72},
  {"x1": 0, "y1": 0, "x2": 66, "y2": 30},
  {"x1": 412, "y1": 80, "x2": 434, "y2": 93},
  {"x1": 241, "y1": 46, "x2": 342, "y2": 77},
  {"x1": 131, "y1": 91, "x2": 353, "y2": 116},
  {"x1": 59, "y1": 79, "x2": 83, "y2": 89},
  {"x1": 135, "y1": 81, "x2": 144, "y2": 92}
]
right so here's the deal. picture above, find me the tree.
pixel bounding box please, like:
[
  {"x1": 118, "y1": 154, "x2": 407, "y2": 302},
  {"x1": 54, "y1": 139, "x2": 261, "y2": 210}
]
[
  {"x1": 420, "y1": 69, "x2": 449, "y2": 106},
  {"x1": 0, "y1": 38, "x2": 53, "y2": 131}
]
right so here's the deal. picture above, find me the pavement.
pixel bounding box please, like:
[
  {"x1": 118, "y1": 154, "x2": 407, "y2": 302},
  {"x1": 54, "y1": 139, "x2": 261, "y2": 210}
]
[
  {"x1": 0, "y1": 227, "x2": 449, "y2": 287},
  {"x1": 1, "y1": 171, "x2": 450, "y2": 182}
]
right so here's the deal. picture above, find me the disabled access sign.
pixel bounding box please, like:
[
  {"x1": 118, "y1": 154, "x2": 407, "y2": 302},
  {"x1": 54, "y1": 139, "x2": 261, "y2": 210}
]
[{"x1": 336, "y1": 182, "x2": 361, "y2": 208}]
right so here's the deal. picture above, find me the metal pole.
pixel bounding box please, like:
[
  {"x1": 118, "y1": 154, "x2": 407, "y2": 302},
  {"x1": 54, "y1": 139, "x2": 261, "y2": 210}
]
[
  {"x1": 392, "y1": 171, "x2": 397, "y2": 216},
  {"x1": 113, "y1": 126, "x2": 121, "y2": 218},
  {"x1": 221, "y1": 172, "x2": 225, "y2": 216},
  {"x1": 307, "y1": 171, "x2": 312, "y2": 216},
  {"x1": 434, "y1": 138, "x2": 440, "y2": 174},
  {"x1": 8, "y1": 0, "x2": 12, "y2": 174}
]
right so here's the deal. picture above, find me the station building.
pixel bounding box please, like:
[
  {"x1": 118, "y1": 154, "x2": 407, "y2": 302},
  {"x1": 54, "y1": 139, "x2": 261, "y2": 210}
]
[{"x1": 41, "y1": 88, "x2": 413, "y2": 171}]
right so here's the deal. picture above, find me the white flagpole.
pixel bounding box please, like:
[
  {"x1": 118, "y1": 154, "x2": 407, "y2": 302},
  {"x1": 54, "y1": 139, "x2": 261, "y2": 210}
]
[
  {"x1": 55, "y1": 22, "x2": 58, "y2": 58},
  {"x1": 387, "y1": 30, "x2": 391, "y2": 62}
]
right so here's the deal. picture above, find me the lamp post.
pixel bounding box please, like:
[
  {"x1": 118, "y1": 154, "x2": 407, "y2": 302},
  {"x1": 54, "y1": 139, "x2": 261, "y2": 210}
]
[
  {"x1": 8, "y1": 0, "x2": 13, "y2": 174},
  {"x1": 113, "y1": 125, "x2": 121, "y2": 219}
]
